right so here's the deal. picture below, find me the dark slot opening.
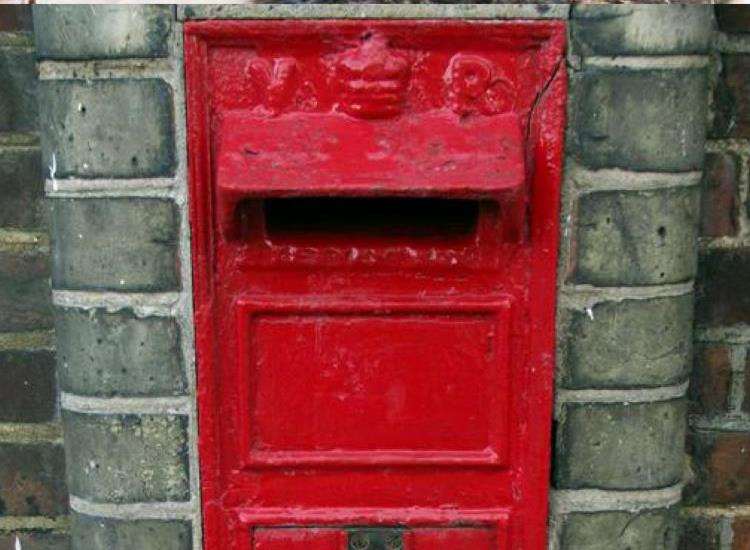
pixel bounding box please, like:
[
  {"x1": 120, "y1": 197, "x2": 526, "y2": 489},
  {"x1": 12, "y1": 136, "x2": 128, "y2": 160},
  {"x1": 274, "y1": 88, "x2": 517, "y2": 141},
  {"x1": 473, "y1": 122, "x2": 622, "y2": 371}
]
[{"x1": 263, "y1": 197, "x2": 480, "y2": 244}]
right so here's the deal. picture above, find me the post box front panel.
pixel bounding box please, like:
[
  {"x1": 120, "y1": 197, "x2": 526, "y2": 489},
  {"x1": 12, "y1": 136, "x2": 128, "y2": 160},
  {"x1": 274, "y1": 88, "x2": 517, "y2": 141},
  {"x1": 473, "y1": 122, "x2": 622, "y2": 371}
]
[
  {"x1": 185, "y1": 20, "x2": 566, "y2": 550},
  {"x1": 236, "y1": 298, "x2": 511, "y2": 468}
]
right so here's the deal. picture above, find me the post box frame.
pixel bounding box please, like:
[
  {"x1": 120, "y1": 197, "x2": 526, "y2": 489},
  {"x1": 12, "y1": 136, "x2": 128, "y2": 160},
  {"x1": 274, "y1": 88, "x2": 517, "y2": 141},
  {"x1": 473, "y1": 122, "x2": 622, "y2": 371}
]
[{"x1": 185, "y1": 19, "x2": 566, "y2": 549}]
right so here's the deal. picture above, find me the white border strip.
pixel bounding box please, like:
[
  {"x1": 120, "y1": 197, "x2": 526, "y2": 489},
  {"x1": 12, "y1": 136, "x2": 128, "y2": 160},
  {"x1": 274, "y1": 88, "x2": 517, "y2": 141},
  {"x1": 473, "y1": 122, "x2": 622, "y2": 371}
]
[
  {"x1": 696, "y1": 324, "x2": 750, "y2": 344},
  {"x1": 559, "y1": 282, "x2": 693, "y2": 309},
  {"x1": 69, "y1": 495, "x2": 196, "y2": 521},
  {"x1": 550, "y1": 484, "x2": 683, "y2": 514},
  {"x1": 556, "y1": 381, "x2": 689, "y2": 406},
  {"x1": 0, "y1": 515, "x2": 69, "y2": 533},
  {"x1": 52, "y1": 290, "x2": 180, "y2": 317},
  {"x1": 567, "y1": 163, "x2": 703, "y2": 193},
  {"x1": 583, "y1": 55, "x2": 709, "y2": 70},
  {"x1": 46, "y1": 178, "x2": 177, "y2": 199},
  {"x1": 0, "y1": 422, "x2": 63, "y2": 444},
  {"x1": 61, "y1": 393, "x2": 191, "y2": 416},
  {"x1": 38, "y1": 58, "x2": 173, "y2": 81}
]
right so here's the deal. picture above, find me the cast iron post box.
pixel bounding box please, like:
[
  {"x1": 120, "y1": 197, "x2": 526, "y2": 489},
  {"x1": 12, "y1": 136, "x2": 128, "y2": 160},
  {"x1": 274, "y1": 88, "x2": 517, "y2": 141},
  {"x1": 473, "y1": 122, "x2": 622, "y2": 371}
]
[{"x1": 185, "y1": 20, "x2": 565, "y2": 550}]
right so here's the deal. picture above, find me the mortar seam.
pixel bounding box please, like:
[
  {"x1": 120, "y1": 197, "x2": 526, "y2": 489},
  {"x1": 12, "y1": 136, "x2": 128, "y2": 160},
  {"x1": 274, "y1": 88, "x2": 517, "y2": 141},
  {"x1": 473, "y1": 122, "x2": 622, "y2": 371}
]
[
  {"x1": 0, "y1": 422, "x2": 63, "y2": 444},
  {"x1": 0, "y1": 515, "x2": 70, "y2": 533},
  {"x1": 38, "y1": 58, "x2": 174, "y2": 81},
  {"x1": 566, "y1": 163, "x2": 703, "y2": 193},
  {"x1": 68, "y1": 495, "x2": 196, "y2": 521},
  {"x1": 51, "y1": 290, "x2": 180, "y2": 316},
  {"x1": 559, "y1": 282, "x2": 693, "y2": 308},
  {"x1": 582, "y1": 55, "x2": 709, "y2": 70},
  {"x1": 60, "y1": 392, "x2": 191, "y2": 415},
  {"x1": 555, "y1": 381, "x2": 688, "y2": 407},
  {"x1": 45, "y1": 177, "x2": 177, "y2": 199},
  {"x1": 549, "y1": 483, "x2": 683, "y2": 514}
]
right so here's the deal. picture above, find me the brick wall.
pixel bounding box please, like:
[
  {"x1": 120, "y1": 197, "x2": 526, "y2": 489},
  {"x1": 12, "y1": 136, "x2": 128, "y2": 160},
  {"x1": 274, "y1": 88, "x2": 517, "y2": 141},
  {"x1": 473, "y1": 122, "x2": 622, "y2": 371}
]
[
  {"x1": 32, "y1": 5, "x2": 201, "y2": 550},
  {"x1": 684, "y1": 5, "x2": 750, "y2": 548},
  {"x1": 0, "y1": 6, "x2": 69, "y2": 550},
  {"x1": 551, "y1": 5, "x2": 712, "y2": 549},
  {"x1": 20, "y1": 4, "x2": 728, "y2": 550}
]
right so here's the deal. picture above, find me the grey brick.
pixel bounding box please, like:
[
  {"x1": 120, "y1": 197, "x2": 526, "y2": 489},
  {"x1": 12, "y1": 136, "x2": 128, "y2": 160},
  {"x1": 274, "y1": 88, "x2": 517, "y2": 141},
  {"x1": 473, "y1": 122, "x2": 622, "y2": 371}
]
[
  {"x1": 573, "y1": 187, "x2": 699, "y2": 286},
  {"x1": 559, "y1": 294, "x2": 693, "y2": 389},
  {"x1": 34, "y1": 5, "x2": 171, "y2": 59},
  {"x1": 0, "y1": 349, "x2": 56, "y2": 422},
  {"x1": 571, "y1": 5, "x2": 713, "y2": 56},
  {"x1": 570, "y1": 68, "x2": 706, "y2": 171},
  {"x1": 0, "y1": 45, "x2": 38, "y2": 133},
  {"x1": 0, "y1": 146, "x2": 45, "y2": 229},
  {"x1": 62, "y1": 412, "x2": 189, "y2": 503},
  {"x1": 0, "y1": 442, "x2": 68, "y2": 516},
  {"x1": 555, "y1": 399, "x2": 686, "y2": 490},
  {"x1": 39, "y1": 79, "x2": 175, "y2": 178},
  {"x1": 0, "y1": 533, "x2": 69, "y2": 550},
  {"x1": 560, "y1": 508, "x2": 679, "y2": 550},
  {"x1": 73, "y1": 513, "x2": 191, "y2": 550},
  {"x1": 56, "y1": 308, "x2": 185, "y2": 397},
  {"x1": 0, "y1": 247, "x2": 52, "y2": 332},
  {"x1": 52, "y1": 198, "x2": 179, "y2": 292}
]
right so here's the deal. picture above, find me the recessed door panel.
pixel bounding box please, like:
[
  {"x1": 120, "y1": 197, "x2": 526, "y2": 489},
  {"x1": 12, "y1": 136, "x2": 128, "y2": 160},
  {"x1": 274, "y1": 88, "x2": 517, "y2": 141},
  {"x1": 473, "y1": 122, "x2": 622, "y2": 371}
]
[{"x1": 236, "y1": 298, "x2": 511, "y2": 468}]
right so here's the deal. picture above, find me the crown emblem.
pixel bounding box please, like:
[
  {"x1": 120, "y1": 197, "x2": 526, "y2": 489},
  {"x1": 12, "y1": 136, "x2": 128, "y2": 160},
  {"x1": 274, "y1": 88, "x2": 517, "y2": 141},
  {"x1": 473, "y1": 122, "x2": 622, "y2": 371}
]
[{"x1": 333, "y1": 33, "x2": 411, "y2": 119}]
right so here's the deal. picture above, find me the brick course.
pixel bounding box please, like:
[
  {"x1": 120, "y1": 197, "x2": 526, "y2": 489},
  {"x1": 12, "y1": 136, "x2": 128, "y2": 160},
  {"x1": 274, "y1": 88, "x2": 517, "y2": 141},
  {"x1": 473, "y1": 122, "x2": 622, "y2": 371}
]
[
  {"x1": 0, "y1": 442, "x2": 67, "y2": 517},
  {"x1": 55, "y1": 308, "x2": 185, "y2": 397},
  {"x1": 690, "y1": 344, "x2": 733, "y2": 416},
  {"x1": 39, "y1": 79, "x2": 175, "y2": 179},
  {"x1": 62, "y1": 412, "x2": 189, "y2": 504},
  {"x1": 701, "y1": 152, "x2": 740, "y2": 238},
  {"x1": 51, "y1": 198, "x2": 179, "y2": 292}
]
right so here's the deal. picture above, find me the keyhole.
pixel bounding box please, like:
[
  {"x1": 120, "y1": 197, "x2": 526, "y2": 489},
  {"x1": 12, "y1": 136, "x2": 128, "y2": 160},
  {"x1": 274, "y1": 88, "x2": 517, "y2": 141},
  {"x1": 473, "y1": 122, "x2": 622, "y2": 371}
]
[{"x1": 350, "y1": 532, "x2": 371, "y2": 550}]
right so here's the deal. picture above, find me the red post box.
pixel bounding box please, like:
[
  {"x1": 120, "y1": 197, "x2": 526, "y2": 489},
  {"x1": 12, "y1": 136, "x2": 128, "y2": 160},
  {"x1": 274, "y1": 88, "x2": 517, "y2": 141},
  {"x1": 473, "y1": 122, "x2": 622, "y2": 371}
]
[{"x1": 185, "y1": 20, "x2": 566, "y2": 550}]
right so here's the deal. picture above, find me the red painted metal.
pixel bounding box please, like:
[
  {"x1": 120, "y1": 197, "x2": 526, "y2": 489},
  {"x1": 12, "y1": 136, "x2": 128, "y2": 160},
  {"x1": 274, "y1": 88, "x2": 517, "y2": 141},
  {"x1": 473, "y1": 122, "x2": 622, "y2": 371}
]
[{"x1": 185, "y1": 20, "x2": 566, "y2": 550}]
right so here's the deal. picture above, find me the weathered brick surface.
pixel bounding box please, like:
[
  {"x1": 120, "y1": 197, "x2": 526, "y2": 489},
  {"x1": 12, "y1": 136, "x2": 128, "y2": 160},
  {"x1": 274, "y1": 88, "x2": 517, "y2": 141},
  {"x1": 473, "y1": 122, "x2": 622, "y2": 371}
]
[
  {"x1": 34, "y1": 6, "x2": 171, "y2": 60},
  {"x1": 679, "y1": 515, "x2": 721, "y2": 550},
  {"x1": 62, "y1": 412, "x2": 189, "y2": 503},
  {"x1": 561, "y1": 508, "x2": 679, "y2": 550},
  {"x1": 732, "y1": 518, "x2": 750, "y2": 550},
  {"x1": 39, "y1": 79, "x2": 175, "y2": 178},
  {"x1": 571, "y1": 5, "x2": 713, "y2": 56},
  {"x1": 701, "y1": 152, "x2": 739, "y2": 238},
  {"x1": 573, "y1": 187, "x2": 699, "y2": 286},
  {"x1": 0, "y1": 533, "x2": 69, "y2": 550},
  {"x1": 0, "y1": 6, "x2": 33, "y2": 32},
  {"x1": 555, "y1": 399, "x2": 686, "y2": 490},
  {"x1": 55, "y1": 308, "x2": 185, "y2": 397},
  {"x1": 0, "y1": 349, "x2": 56, "y2": 422},
  {"x1": 560, "y1": 294, "x2": 692, "y2": 389},
  {"x1": 716, "y1": 5, "x2": 750, "y2": 34},
  {"x1": 0, "y1": 247, "x2": 53, "y2": 332},
  {"x1": 73, "y1": 514, "x2": 191, "y2": 550},
  {"x1": 695, "y1": 248, "x2": 750, "y2": 327},
  {"x1": 690, "y1": 344, "x2": 732, "y2": 416},
  {"x1": 0, "y1": 44, "x2": 37, "y2": 133},
  {"x1": 713, "y1": 55, "x2": 750, "y2": 139},
  {"x1": 687, "y1": 431, "x2": 750, "y2": 505},
  {"x1": 0, "y1": 146, "x2": 45, "y2": 229},
  {"x1": 0, "y1": 442, "x2": 67, "y2": 516},
  {"x1": 52, "y1": 199, "x2": 179, "y2": 292},
  {"x1": 570, "y1": 68, "x2": 706, "y2": 171}
]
